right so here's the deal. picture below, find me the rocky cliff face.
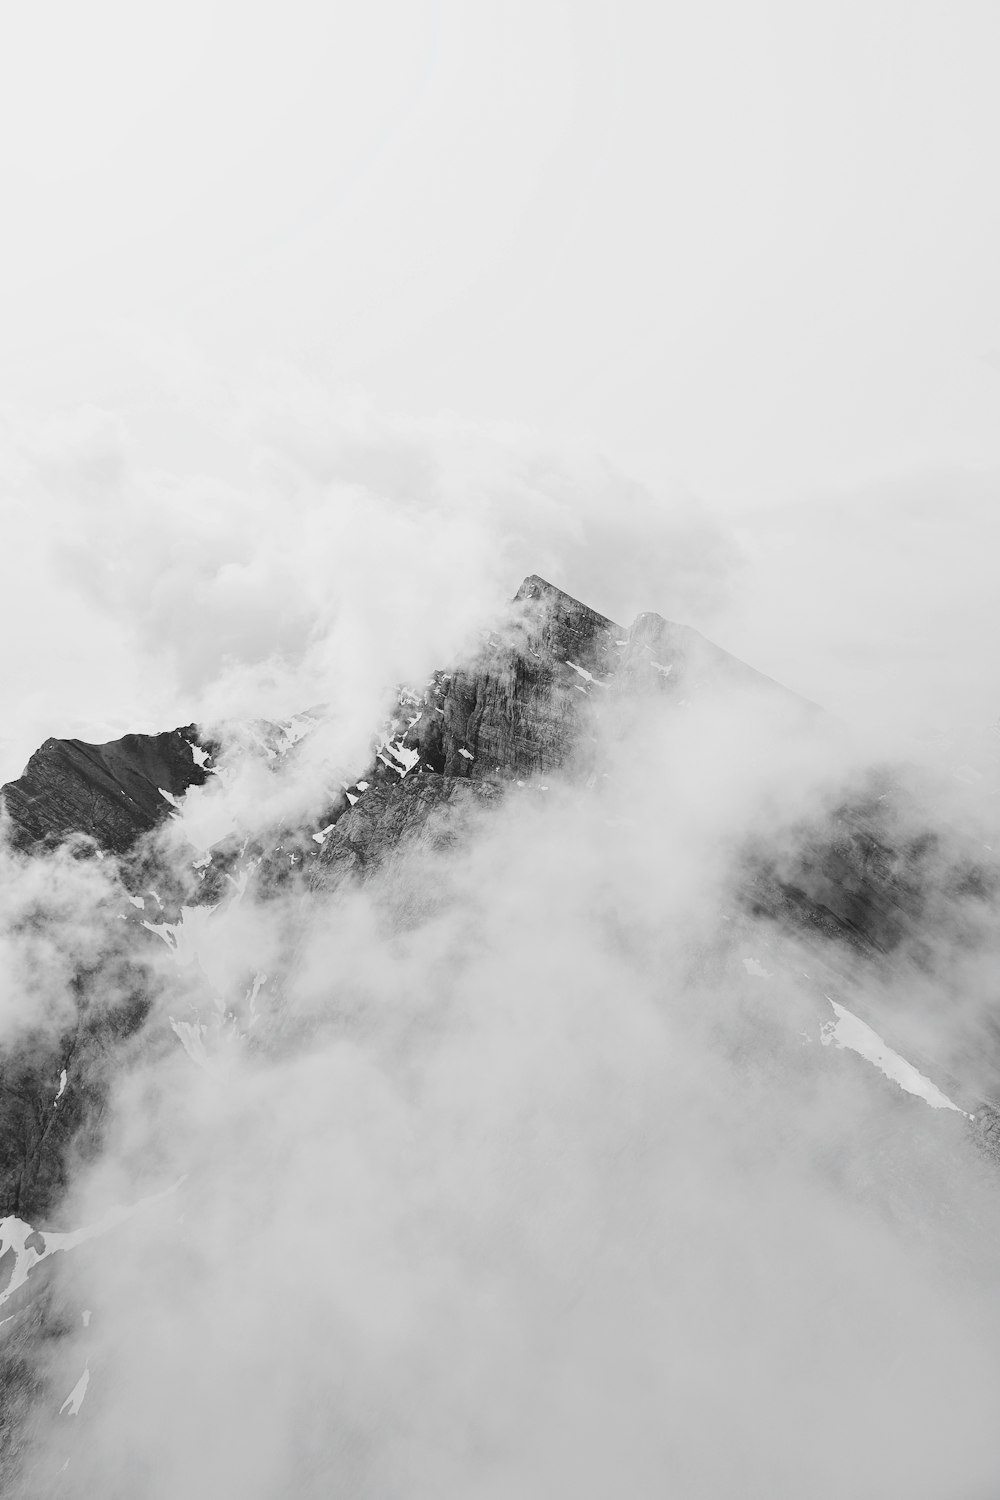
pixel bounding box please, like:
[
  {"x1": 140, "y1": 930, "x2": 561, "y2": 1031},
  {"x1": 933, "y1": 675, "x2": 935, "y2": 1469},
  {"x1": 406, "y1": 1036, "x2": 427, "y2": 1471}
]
[
  {"x1": 1, "y1": 729, "x2": 210, "y2": 855},
  {"x1": 386, "y1": 574, "x2": 811, "y2": 787}
]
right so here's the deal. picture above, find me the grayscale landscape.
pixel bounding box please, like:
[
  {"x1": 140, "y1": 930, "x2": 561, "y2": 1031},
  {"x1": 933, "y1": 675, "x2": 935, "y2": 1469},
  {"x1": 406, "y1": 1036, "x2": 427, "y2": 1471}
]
[{"x1": 2, "y1": 4, "x2": 1000, "y2": 1496}]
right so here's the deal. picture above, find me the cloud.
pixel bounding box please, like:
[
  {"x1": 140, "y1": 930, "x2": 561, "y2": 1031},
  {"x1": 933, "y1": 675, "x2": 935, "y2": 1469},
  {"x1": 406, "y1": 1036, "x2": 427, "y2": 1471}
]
[
  {"x1": 713, "y1": 467, "x2": 1000, "y2": 769},
  {"x1": 0, "y1": 372, "x2": 736, "y2": 787},
  {"x1": 0, "y1": 835, "x2": 125, "y2": 1044},
  {"x1": 3, "y1": 365, "x2": 1000, "y2": 1496},
  {"x1": 5, "y1": 660, "x2": 1000, "y2": 1497}
]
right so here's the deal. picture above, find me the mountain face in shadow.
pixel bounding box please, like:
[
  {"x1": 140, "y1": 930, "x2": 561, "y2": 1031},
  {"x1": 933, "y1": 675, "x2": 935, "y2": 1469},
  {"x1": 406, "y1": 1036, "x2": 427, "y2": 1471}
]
[{"x1": 1, "y1": 729, "x2": 211, "y2": 856}]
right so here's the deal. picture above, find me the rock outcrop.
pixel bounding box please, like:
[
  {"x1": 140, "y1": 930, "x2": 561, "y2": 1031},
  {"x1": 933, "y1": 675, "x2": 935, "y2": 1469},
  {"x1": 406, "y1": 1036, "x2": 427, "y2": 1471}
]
[{"x1": 1, "y1": 728, "x2": 210, "y2": 855}]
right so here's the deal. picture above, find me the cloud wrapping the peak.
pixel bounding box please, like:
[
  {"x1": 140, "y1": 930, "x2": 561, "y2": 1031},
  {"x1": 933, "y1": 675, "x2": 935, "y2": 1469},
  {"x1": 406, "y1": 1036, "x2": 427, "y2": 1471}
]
[
  {"x1": 0, "y1": 376, "x2": 734, "y2": 783},
  {"x1": 15, "y1": 686, "x2": 1000, "y2": 1500}
]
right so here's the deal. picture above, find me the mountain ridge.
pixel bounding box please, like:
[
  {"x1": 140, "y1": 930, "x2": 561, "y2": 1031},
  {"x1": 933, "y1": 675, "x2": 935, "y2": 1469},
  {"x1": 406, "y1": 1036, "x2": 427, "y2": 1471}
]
[{"x1": 0, "y1": 573, "x2": 997, "y2": 1237}]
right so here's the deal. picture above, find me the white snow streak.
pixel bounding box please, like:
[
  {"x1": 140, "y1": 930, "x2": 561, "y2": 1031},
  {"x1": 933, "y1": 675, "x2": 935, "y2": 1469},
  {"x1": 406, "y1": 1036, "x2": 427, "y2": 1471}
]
[
  {"x1": 169, "y1": 1018, "x2": 210, "y2": 1069},
  {"x1": 820, "y1": 998, "x2": 969, "y2": 1115},
  {"x1": 59, "y1": 1365, "x2": 90, "y2": 1417},
  {"x1": 565, "y1": 660, "x2": 606, "y2": 686},
  {"x1": 0, "y1": 1180, "x2": 184, "y2": 1309}
]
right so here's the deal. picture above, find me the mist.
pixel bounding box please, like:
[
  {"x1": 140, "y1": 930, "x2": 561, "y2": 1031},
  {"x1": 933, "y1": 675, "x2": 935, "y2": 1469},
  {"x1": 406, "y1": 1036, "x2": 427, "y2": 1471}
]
[
  {"x1": 4, "y1": 640, "x2": 1000, "y2": 1498},
  {"x1": 4, "y1": 1, "x2": 1000, "y2": 1493}
]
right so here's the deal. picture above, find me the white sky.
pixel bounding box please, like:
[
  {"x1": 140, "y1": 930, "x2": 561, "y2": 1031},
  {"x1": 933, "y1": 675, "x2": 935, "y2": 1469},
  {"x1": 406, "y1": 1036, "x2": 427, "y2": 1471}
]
[{"x1": 2, "y1": 0, "x2": 999, "y2": 774}]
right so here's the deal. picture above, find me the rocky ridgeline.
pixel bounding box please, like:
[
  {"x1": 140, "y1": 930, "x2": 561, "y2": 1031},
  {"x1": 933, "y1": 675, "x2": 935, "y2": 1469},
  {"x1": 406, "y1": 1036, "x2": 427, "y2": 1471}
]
[
  {"x1": 1, "y1": 729, "x2": 212, "y2": 856},
  {"x1": 0, "y1": 575, "x2": 997, "y2": 1230}
]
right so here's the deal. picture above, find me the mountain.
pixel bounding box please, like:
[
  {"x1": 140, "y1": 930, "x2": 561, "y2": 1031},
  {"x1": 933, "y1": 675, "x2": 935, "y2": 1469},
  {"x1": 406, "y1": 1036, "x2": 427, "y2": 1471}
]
[
  {"x1": 1, "y1": 728, "x2": 211, "y2": 856},
  {"x1": 2, "y1": 575, "x2": 999, "y2": 1492}
]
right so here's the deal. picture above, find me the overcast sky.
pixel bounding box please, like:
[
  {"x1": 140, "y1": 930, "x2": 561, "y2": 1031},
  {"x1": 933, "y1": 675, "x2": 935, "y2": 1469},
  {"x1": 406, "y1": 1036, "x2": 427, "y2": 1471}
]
[{"x1": 2, "y1": 0, "x2": 999, "y2": 774}]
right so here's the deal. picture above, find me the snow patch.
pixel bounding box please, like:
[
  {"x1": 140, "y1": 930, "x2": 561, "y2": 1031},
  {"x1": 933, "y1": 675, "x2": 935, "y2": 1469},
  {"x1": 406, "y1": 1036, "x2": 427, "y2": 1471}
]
[
  {"x1": 820, "y1": 998, "x2": 969, "y2": 1115},
  {"x1": 386, "y1": 740, "x2": 420, "y2": 776},
  {"x1": 245, "y1": 972, "x2": 266, "y2": 1019},
  {"x1": 458, "y1": 747, "x2": 474, "y2": 761},
  {"x1": 59, "y1": 1365, "x2": 90, "y2": 1417},
  {"x1": 158, "y1": 788, "x2": 182, "y2": 810},
  {"x1": 565, "y1": 660, "x2": 606, "y2": 687},
  {"x1": 143, "y1": 903, "x2": 218, "y2": 967},
  {"x1": 0, "y1": 1180, "x2": 184, "y2": 1309},
  {"x1": 169, "y1": 1018, "x2": 210, "y2": 1068},
  {"x1": 53, "y1": 1069, "x2": 67, "y2": 1106},
  {"x1": 275, "y1": 715, "x2": 314, "y2": 754}
]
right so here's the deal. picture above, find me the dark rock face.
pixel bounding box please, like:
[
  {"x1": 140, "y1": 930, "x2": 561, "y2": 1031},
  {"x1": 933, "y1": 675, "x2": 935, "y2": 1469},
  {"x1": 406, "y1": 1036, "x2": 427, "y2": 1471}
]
[
  {"x1": 1, "y1": 729, "x2": 210, "y2": 855},
  {"x1": 0, "y1": 729, "x2": 212, "y2": 1224},
  {"x1": 0, "y1": 982, "x2": 149, "y2": 1226},
  {"x1": 376, "y1": 574, "x2": 814, "y2": 794},
  {"x1": 399, "y1": 577, "x2": 620, "y2": 782},
  {"x1": 747, "y1": 770, "x2": 1000, "y2": 964},
  {"x1": 312, "y1": 772, "x2": 502, "y2": 895}
]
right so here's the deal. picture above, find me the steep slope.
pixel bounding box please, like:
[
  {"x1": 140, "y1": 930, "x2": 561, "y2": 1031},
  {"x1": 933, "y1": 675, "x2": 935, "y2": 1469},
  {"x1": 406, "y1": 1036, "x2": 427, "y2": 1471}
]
[
  {"x1": 392, "y1": 574, "x2": 812, "y2": 785},
  {"x1": 1, "y1": 729, "x2": 210, "y2": 855}
]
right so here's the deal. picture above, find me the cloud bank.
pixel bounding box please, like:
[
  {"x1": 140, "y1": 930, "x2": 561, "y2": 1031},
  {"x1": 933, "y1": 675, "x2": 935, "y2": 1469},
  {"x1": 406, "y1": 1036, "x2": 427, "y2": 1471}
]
[{"x1": 4, "y1": 642, "x2": 1000, "y2": 1498}]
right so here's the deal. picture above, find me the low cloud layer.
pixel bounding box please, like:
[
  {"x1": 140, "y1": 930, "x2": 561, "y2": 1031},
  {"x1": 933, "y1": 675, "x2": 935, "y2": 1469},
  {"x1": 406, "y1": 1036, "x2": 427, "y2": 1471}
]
[
  {"x1": 2, "y1": 372, "x2": 999, "y2": 1500},
  {"x1": 4, "y1": 663, "x2": 1000, "y2": 1498}
]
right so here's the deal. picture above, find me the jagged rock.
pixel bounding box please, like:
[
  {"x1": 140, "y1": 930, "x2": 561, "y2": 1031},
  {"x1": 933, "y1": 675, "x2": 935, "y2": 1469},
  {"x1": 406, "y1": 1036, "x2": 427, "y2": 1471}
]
[
  {"x1": 391, "y1": 575, "x2": 814, "y2": 788},
  {"x1": 1, "y1": 729, "x2": 210, "y2": 855},
  {"x1": 311, "y1": 772, "x2": 501, "y2": 894},
  {"x1": 0, "y1": 948, "x2": 151, "y2": 1222}
]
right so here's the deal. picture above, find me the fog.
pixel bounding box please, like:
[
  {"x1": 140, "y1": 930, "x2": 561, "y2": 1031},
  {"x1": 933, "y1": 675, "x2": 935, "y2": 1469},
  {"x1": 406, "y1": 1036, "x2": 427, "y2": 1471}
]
[
  {"x1": 4, "y1": 643, "x2": 1000, "y2": 1498},
  {"x1": 3, "y1": 1, "x2": 1000, "y2": 1492}
]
